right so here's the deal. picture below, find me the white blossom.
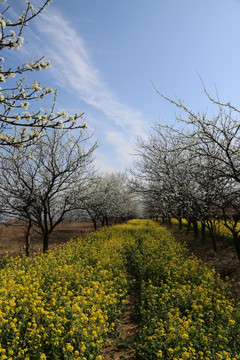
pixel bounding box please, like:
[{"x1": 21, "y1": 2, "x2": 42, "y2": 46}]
[
  {"x1": 0, "y1": 74, "x2": 6, "y2": 82},
  {"x1": 20, "y1": 102, "x2": 29, "y2": 109},
  {"x1": 7, "y1": 73, "x2": 15, "y2": 79},
  {"x1": 10, "y1": 30, "x2": 16, "y2": 38},
  {"x1": 17, "y1": 36, "x2": 24, "y2": 43},
  {"x1": 0, "y1": 19, "x2": 6, "y2": 28},
  {"x1": 31, "y1": 80, "x2": 42, "y2": 92}
]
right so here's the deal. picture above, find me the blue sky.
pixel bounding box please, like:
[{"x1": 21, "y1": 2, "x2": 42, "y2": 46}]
[{"x1": 5, "y1": 0, "x2": 240, "y2": 172}]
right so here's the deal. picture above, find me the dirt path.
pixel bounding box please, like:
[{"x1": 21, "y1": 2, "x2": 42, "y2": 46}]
[{"x1": 101, "y1": 287, "x2": 138, "y2": 360}]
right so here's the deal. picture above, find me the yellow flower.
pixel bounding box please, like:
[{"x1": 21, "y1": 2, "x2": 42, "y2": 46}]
[
  {"x1": 182, "y1": 333, "x2": 189, "y2": 340},
  {"x1": 66, "y1": 343, "x2": 74, "y2": 352},
  {"x1": 157, "y1": 350, "x2": 163, "y2": 357}
]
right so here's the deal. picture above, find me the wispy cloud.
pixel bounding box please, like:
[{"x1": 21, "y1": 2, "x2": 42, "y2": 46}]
[
  {"x1": 16, "y1": 4, "x2": 151, "y2": 171},
  {"x1": 33, "y1": 6, "x2": 147, "y2": 139}
]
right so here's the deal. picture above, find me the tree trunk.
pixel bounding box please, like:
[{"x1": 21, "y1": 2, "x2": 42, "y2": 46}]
[
  {"x1": 105, "y1": 216, "x2": 109, "y2": 227},
  {"x1": 193, "y1": 220, "x2": 198, "y2": 239},
  {"x1": 43, "y1": 231, "x2": 49, "y2": 253},
  {"x1": 186, "y1": 220, "x2": 191, "y2": 235},
  {"x1": 206, "y1": 220, "x2": 217, "y2": 252},
  {"x1": 201, "y1": 221, "x2": 206, "y2": 244},
  {"x1": 93, "y1": 218, "x2": 97, "y2": 230},
  {"x1": 210, "y1": 232, "x2": 217, "y2": 253},
  {"x1": 178, "y1": 217, "x2": 182, "y2": 230},
  {"x1": 232, "y1": 233, "x2": 240, "y2": 260},
  {"x1": 25, "y1": 220, "x2": 32, "y2": 257}
]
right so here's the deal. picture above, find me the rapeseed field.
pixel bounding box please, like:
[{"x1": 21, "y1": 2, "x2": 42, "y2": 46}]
[{"x1": 0, "y1": 220, "x2": 239, "y2": 359}]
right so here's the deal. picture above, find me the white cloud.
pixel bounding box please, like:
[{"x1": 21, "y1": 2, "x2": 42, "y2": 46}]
[
  {"x1": 34, "y1": 6, "x2": 147, "y2": 137},
  {"x1": 24, "y1": 5, "x2": 150, "y2": 172},
  {"x1": 93, "y1": 151, "x2": 125, "y2": 174}
]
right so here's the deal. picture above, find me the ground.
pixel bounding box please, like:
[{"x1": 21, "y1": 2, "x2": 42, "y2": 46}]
[
  {"x1": 101, "y1": 289, "x2": 138, "y2": 360},
  {"x1": 0, "y1": 220, "x2": 95, "y2": 257}
]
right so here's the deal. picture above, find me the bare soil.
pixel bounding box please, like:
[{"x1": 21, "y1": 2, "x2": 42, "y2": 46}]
[
  {"x1": 101, "y1": 286, "x2": 138, "y2": 360},
  {"x1": 0, "y1": 220, "x2": 95, "y2": 257}
]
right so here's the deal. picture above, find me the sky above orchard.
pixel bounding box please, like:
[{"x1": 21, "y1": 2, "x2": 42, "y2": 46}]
[{"x1": 6, "y1": 0, "x2": 240, "y2": 172}]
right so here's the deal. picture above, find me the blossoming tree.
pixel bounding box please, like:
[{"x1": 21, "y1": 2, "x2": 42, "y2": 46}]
[
  {"x1": 81, "y1": 173, "x2": 139, "y2": 230},
  {"x1": 0, "y1": 0, "x2": 87, "y2": 148},
  {"x1": 134, "y1": 82, "x2": 240, "y2": 259},
  {"x1": 133, "y1": 120, "x2": 229, "y2": 251},
  {"x1": 0, "y1": 129, "x2": 97, "y2": 254}
]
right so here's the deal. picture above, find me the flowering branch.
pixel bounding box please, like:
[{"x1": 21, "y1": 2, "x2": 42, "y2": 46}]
[{"x1": 0, "y1": 0, "x2": 88, "y2": 148}]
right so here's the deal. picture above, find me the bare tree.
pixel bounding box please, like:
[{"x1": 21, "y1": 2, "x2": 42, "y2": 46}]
[{"x1": 0, "y1": 129, "x2": 97, "y2": 254}]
